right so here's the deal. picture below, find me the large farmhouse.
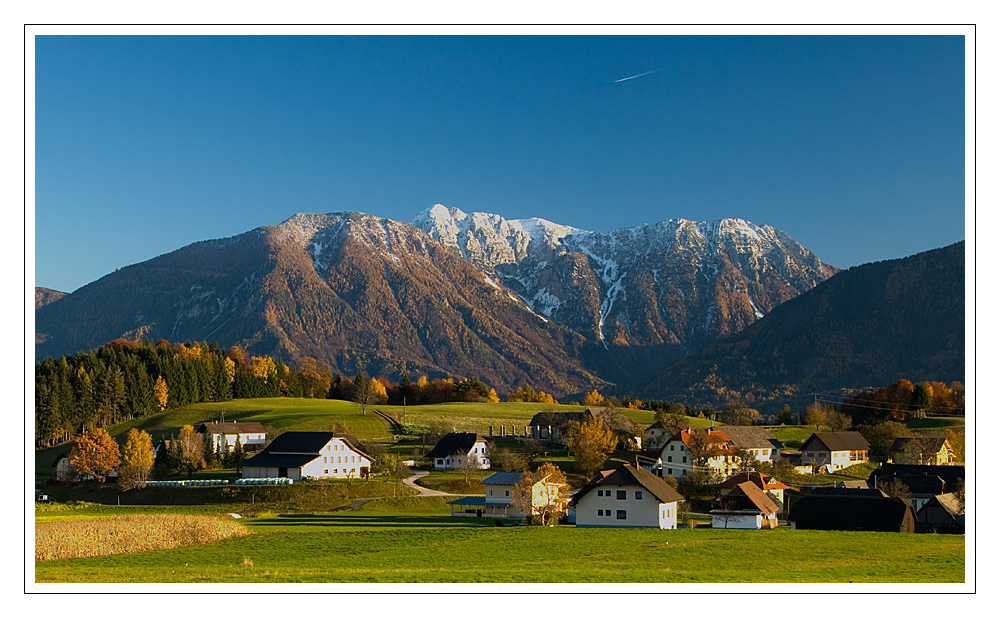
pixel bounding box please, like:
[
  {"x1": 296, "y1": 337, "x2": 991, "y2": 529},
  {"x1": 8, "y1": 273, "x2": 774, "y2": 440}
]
[
  {"x1": 572, "y1": 464, "x2": 685, "y2": 529},
  {"x1": 242, "y1": 432, "x2": 373, "y2": 480}
]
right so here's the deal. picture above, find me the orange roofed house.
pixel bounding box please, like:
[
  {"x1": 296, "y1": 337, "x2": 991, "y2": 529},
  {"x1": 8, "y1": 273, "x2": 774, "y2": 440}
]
[{"x1": 659, "y1": 429, "x2": 739, "y2": 481}]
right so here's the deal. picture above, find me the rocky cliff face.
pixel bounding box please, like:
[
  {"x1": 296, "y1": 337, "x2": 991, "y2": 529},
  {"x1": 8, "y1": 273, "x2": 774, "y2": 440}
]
[
  {"x1": 36, "y1": 206, "x2": 839, "y2": 396},
  {"x1": 414, "y1": 204, "x2": 838, "y2": 351}
]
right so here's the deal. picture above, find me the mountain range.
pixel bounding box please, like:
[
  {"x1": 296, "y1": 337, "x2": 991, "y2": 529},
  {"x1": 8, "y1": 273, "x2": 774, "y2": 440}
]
[{"x1": 35, "y1": 205, "x2": 960, "y2": 401}]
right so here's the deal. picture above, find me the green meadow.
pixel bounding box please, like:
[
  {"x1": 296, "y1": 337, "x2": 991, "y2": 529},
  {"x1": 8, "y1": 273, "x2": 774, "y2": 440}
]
[{"x1": 34, "y1": 499, "x2": 964, "y2": 583}]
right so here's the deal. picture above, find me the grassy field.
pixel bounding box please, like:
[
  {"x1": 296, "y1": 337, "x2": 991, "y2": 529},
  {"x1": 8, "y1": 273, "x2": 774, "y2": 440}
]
[
  {"x1": 34, "y1": 500, "x2": 964, "y2": 583},
  {"x1": 908, "y1": 417, "x2": 966, "y2": 430}
]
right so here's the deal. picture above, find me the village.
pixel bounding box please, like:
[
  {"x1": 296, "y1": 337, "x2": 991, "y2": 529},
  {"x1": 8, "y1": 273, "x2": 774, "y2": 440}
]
[{"x1": 48, "y1": 407, "x2": 964, "y2": 536}]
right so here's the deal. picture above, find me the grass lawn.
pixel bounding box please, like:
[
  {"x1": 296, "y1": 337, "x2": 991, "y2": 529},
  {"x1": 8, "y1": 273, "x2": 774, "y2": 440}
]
[
  {"x1": 908, "y1": 417, "x2": 966, "y2": 430},
  {"x1": 34, "y1": 500, "x2": 965, "y2": 583},
  {"x1": 414, "y1": 469, "x2": 488, "y2": 494}
]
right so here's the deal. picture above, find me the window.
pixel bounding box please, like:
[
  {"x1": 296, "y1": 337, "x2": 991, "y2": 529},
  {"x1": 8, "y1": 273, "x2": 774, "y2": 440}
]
[
  {"x1": 635, "y1": 491, "x2": 643, "y2": 500},
  {"x1": 616, "y1": 510, "x2": 627, "y2": 520},
  {"x1": 616, "y1": 490, "x2": 626, "y2": 500},
  {"x1": 334, "y1": 469, "x2": 338, "y2": 473},
  {"x1": 682, "y1": 456, "x2": 687, "y2": 463},
  {"x1": 667, "y1": 468, "x2": 672, "y2": 475},
  {"x1": 324, "y1": 469, "x2": 328, "y2": 474},
  {"x1": 323, "y1": 457, "x2": 327, "y2": 463},
  {"x1": 489, "y1": 489, "x2": 493, "y2": 497},
  {"x1": 670, "y1": 445, "x2": 674, "y2": 451},
  {"x1": 667, "y1": 456, "x2": 672, "y2": 462},
  {"x1": 505, "y1": 490, "x2": 510, "y2": 497}
]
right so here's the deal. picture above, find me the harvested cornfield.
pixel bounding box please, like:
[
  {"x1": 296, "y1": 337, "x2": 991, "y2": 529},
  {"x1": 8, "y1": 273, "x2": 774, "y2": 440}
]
[{"x1": 35, "y1": 514, "x2": 252, "y2": 561}]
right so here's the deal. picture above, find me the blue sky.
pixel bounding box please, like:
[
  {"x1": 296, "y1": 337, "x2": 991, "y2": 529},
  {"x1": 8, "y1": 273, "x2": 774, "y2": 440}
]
[{"x1": 34, "y1": 34, "x2": 966, "y2": 293}]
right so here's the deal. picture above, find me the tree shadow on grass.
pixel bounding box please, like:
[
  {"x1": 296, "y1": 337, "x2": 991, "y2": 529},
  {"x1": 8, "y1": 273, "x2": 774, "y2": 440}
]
[{"x1": 248, "y1": 514, "x2": 499, "y2": 528}]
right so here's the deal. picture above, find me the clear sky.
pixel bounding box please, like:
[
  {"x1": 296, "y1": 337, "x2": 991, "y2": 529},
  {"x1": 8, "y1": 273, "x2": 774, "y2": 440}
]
[{"x1": 34, "y1": 34, "x2": 966, "y2": 293}]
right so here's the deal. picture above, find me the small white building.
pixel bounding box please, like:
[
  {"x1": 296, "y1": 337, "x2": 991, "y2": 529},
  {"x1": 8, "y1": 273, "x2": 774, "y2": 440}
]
[
  {"x1": 572, "y1": 464, "x2": 685, "y2": 529},
  {"x1": 242, "y1": 432, "x2": 373, "y2": 480},
  {"x1": 426, "y1": 433, "x2": 491, "y2": 470},
  {"x1": 710, "y1": 480, "x2": 780, "y2": 529},
  {"x1": 448, "y1": 470, "x2": 566, "y2": 518},
  {"x1": 197, "y1": 421, "x2": 267, "y2": 453}
]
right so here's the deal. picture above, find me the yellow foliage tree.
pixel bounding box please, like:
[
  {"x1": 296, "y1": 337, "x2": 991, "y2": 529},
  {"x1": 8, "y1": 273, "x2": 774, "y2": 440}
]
[
  {"x1": 224, "y1": 357, "x2": 236, "y2": 382},
  {"x1": 511, "y1": 462, "x2": 569, "y2": 525},
  {"x1": 567, "y1": 416, "x2": 618, "y2": 480},
  {"x1": 581, "y1": 390, "x2": 605, "y2": 407},
  {"x1": 487, "y1": 388, "x2": 500, "y2": 403},
  {"x1": 251, "y1": 356, "x2": 277, "y2": 382},
  {"x1": 69, "y1": 427, "x2": 120, "y2": 482},
  {"x1": 119, "y1": 428, "x2": 154, "y2": 490},
  {"x1": 154, "y1": 375, "x2": 169, "y2": 411}
]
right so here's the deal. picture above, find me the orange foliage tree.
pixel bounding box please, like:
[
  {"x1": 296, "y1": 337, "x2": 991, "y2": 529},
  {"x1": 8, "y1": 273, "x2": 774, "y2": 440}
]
[{"x1": 69, "y1": 427, "x2": 120, "y2": 482}]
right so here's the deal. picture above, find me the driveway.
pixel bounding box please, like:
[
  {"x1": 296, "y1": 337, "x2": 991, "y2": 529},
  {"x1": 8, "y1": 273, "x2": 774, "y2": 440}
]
[{"x1": 402, "y1": 470, "x2": 458, "y2": 497}]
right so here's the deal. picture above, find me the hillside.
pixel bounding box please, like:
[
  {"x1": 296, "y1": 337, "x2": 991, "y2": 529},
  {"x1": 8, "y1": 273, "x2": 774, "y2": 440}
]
[{"x1": 631, "y1": 242, "x2": 965, "y2": 411}]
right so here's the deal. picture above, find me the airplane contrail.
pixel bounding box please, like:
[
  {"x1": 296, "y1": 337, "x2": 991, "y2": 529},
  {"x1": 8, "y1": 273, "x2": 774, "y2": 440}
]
[{"x1": 613, "y1": 68, "x2": 662, "y2": 83}]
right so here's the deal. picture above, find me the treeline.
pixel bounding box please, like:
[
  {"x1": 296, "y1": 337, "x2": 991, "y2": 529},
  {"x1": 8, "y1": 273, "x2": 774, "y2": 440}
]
[
  {"x1": 35, "y1": 339, "x2": 512, "y2": 449},
  {"x1": 839, "y1": 379, "x2": 965, "y2": 425}
]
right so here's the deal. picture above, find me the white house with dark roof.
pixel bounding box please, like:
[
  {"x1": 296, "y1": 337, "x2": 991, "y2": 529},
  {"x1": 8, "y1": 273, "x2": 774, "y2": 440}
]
[
  {"x1": 426, "y1": 433, "x2": 490, "y2": 470},
  {"x1": 799, "y1": 432, "x2": 870, "y2": 472},
  {"x1": 241, "y1": 432, "x2": 373, "y2": 480},
  {"x1": 197, "y1": 421, "x2": 267, "y2": 453},
  {"x1": 710, "y1": 480, "x2": 781, "y2": 529},
  {"x1": 572, "y1": 464, "x2": 685, "y2": 529}
]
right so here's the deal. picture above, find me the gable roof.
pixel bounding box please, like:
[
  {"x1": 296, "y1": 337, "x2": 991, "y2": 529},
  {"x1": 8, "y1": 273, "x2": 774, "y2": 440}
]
[
  {"x1": 889, "y1": 436, "x2": 952, "y2": 454},
  {"x1": 572, "y1": 464, "x2": 684, "y2": 506},
  {"x1": 718, "y1": 471, "x2": 789, "y2": 492},
  {"x1": 713, "y1": 481, "x2": 780, "y2": 515},
  {"x1": 869, "y1": 464, "x2": 965, "y2": 493},
  {"x1": 261, "y1": 431, "x2": 372, "y2": 461},
  {"x1": 667, "y1": 429, "x2": 737, "y2": 455},
  {"x1": 719, "y1": 426, "x2": 782, "y2": 450},
  {"x1": 809, "y1": 486, "x2": 888, "y2": 498},
  {"x1": 197, "y1": 421, "x2": 267, "y2": 435},
  {"x1": 480, "y1": 471, "x2": 525, "y2": 485},
  {"x1": 802, "y1": 432, "x2": 870, "y2": 452},
  {"x1": 788, "y1": 495, "x2": 912, "y2": 527},
  {"x1": 426, "y1": 433, "x2": 485, "y2": 459},
  {"x1": 528, "y1": 409, "x2": 599, "y2": 428}
]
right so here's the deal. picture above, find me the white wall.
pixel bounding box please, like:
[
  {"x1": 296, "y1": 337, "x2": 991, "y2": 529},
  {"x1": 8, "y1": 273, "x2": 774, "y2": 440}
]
[{"x1": 575, "y1": 486, "x2": 675, "y2": 528}]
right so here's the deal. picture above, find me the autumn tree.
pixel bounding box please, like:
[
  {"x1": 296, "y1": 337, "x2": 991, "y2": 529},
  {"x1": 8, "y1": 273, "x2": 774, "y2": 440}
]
[
  {"x1": 118, "y1": 428, "x2": 154, "y2": 490},
  {"x1": 154, "y1": 375, "x2": 169, "y2": 411},
  {"x1": 567, "y1": 416, "x2": 618, "y2": 479},
  {"x1": 69, "y1": 427, "x2": 120, "y2": 482},
  {"x1": 353, "y1": 372, "x2": 375, "y2": 415},
  {"x1": 177, "y1": 424, "x2": 205, "y2": 478},
  {"x1": 511, "y1": 462, "x2": 569, "y2": 526},
  {"x1": 803, "y1": 401, "x2": 828, "y2": 428},
  {"x1": 581, "y1": 390, "x2": 605, "y2": 407},
  {"x1": 720, "y1": 402, "x2": 762, "y2": 426},
  {"x1": 826, "y1": 410, "x2": 853, "y2": 432}
]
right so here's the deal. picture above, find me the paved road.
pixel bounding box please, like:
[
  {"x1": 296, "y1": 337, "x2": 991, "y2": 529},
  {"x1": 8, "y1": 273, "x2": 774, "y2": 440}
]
[{"x1": 401, "y1": 470, "x2": 457, "y2": 497}]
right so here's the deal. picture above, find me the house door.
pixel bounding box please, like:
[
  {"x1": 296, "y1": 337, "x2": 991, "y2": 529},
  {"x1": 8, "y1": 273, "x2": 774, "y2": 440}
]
[{"x1": 278, "y1": 467, "x2": 288, "y2": 477}]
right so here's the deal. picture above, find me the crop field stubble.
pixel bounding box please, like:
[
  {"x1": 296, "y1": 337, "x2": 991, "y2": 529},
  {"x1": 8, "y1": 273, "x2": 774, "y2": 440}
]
[{"x1": 34, "y1": 502, "x2": 965, "y2": 584}]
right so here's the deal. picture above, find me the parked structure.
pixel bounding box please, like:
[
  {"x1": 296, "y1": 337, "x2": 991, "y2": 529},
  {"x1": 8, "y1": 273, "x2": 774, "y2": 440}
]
[
  {"x1": 797, "y1": 432, "x2": 871, "y2": 473},
  {"x1": 788, "y1": 495, "x2": 915, "y2": 532},
  {"x1": 426, "y1": 433, "x2": 491, "y2": 470},
  {"x1": 572, "y1": 464, "x2": 685, "y2": 529},
  {"x1": 888, "y1": 437, "x2": 956, "y2": 466},
  {"x1": 197, "y1": 421, "x2": 267, "y2": 453},
  {"x1": 710, "y1": 481, "x2": 780, "y2": 529},
  {"x1": 241, "y1": 432, "x2": 373, "y2": 480}
]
